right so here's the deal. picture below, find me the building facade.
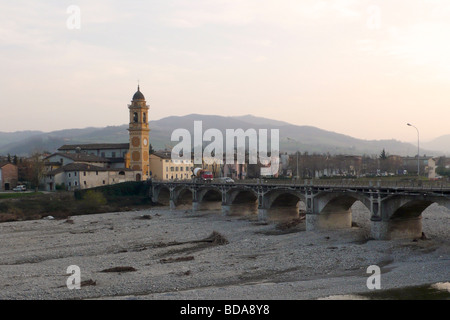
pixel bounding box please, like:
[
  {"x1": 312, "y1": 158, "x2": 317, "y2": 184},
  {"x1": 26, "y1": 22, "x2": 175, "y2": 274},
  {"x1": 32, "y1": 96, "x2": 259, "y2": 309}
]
[
  {"x1": 0, "y1": 163, "x2": 18, "y2": 191},
  {"x1": 45, "y1": 163, "x2": 135, "y2": 191},
  {"x1": 150, "y1": 151, "x2": 194, "y2": 181}
]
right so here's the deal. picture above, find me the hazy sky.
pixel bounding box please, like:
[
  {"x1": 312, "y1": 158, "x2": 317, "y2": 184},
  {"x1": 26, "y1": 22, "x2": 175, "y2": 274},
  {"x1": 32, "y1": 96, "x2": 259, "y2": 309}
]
[{"x1": 1, "y1": 0, "x2": 449, "y2": 142}]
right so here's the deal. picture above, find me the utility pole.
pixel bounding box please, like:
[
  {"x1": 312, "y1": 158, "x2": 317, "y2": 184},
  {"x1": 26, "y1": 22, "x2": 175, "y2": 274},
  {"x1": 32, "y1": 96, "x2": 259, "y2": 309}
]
[{"x1": 407, "y1": 123, "x2": 420, "y2": 176}]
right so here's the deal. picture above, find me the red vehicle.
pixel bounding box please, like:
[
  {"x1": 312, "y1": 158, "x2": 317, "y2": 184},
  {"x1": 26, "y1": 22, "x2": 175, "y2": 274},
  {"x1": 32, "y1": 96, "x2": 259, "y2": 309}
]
[{"x1": 192, "y1": 168, "x2": 213, "y2": 182}]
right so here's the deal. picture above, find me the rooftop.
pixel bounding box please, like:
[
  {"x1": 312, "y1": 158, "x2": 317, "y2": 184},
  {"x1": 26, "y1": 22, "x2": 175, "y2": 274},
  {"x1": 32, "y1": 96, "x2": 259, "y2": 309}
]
[{"x1": 58, "y1": 143, "x2": 129, "y2": 151}]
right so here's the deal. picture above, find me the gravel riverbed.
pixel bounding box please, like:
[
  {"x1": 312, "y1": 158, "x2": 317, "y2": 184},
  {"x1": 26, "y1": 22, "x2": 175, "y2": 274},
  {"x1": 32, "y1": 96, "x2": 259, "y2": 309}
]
[{"x1": 0, "y1": 202, "x2": 448, "y2": 300}]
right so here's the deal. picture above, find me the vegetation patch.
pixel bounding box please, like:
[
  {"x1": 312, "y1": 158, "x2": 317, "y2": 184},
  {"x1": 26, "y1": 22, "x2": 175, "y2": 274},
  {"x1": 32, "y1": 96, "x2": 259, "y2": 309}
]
[{"x1": 100, "y1": 266, "x2": 137, "y2": 273}]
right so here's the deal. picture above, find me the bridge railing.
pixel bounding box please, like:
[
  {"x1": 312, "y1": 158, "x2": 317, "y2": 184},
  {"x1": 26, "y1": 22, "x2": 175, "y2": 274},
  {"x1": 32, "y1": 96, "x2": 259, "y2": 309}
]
[{"x1": 149, "y1": 178, "x2": 450, "y2": 191}]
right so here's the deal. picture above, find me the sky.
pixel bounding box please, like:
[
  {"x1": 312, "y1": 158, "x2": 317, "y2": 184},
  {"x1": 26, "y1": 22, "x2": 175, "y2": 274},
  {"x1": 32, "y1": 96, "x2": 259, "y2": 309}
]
[{"x1": 0, "y1": 0, "x2": 449, "y2": 142}]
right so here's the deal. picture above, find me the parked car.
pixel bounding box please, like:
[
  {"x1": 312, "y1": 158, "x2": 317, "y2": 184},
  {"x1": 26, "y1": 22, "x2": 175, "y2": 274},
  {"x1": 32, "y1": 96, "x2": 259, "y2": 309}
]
[
  {"x1": 13, "y1": 185, "x2": 27, "y2": 192},
  {"x1": 218, "y1": 177, "x2": 235, "y2": 183}
]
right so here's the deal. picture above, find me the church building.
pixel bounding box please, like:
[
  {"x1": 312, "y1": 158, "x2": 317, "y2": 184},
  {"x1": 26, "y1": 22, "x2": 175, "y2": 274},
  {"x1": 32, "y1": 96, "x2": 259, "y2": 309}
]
[{"x1": 44, "y1": 86, "x2": 151, "y2": 190}]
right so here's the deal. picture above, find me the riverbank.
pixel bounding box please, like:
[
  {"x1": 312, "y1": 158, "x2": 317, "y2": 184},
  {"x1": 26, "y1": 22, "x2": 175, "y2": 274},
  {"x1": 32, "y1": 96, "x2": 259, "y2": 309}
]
[{"x1": 0, "y1": 202, "x2": 448, "y2": 299}]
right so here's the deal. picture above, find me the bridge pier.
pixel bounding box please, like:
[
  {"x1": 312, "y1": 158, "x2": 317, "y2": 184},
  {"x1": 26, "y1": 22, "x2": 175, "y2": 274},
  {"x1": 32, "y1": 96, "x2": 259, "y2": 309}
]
[
  {"x1": 370, "y1": 217, "x2": 422, "y2": 240},
  {"x1": 258, "y1": 208, "x2": 268, "y2": 222},
  {"x1": 221, "y1": 204, "x2": 231, "y2": 216}
]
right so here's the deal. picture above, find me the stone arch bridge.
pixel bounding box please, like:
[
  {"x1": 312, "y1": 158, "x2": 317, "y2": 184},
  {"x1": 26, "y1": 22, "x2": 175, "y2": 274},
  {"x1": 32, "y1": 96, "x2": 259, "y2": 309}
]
[{"x1": 149, "y1": 180, "x2": 450, "y2": 240}]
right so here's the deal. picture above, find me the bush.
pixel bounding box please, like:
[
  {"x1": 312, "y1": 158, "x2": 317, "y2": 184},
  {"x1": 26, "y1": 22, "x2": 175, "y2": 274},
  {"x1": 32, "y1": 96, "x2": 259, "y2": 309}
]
[
  {"x1": 74, "y1": 181, "x2": 150, "y2": 202},
  {"x1": 83, "y1": 190, "x2": 107, "y2": 206}
]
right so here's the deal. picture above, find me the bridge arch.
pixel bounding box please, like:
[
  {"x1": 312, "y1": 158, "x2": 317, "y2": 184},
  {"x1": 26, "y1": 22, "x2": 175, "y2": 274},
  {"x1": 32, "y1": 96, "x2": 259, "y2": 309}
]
[
  {"x1": 173, "y1": 186, "x2": 193, "y2": 206},
  {"x1": 196, "y1": 187, "x2": 222, "y2": 210},
  {"x1": 153, "y1": 185, "x2": 170, "y2": 206},
  {"x1": 314, "y1": 192, "x2": 372, "y2": 215},
  {"x1": 381, "y1": 195, "x2": 450, "y2": 220},
  {"x1": 225, "y1": 188, "x2": 258, "y2": 205},
  {"x1": 263, "y1": 189, "x2": 306, "y2": 221},
  {"x1": 265, "y1": 189, "x2": 306, "y2": 209}
]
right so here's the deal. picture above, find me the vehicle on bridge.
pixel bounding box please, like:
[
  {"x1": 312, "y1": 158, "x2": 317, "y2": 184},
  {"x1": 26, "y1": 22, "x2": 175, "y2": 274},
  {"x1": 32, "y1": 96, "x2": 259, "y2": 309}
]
[
  {"x1": 192, "y1": 168, "x2": 214, "y2": 183},
  {"x1": 217, "y1": 177, "x2": 235, "y2": 183}
]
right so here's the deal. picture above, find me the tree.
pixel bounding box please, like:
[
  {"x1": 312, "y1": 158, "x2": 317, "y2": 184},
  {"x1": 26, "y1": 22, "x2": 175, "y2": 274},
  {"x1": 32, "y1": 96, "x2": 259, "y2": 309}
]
[
  {"x1": 436, "y1": 166, "x2": 450, "y2": 177},
  {"x1": 149, "y1": 144, "x2": 155, "y2": 154},
  {"x1": 7, "y1": 154, "x2": 11, "y2": 163},
  {"x1": 13, "y1": 155, "x2": 18, "y2": 165},
  {"x1": 379, "y1": 149, "x2": 387, "y2": 160},
  {"x1": 24, "y1": 153, "x2": 45, "y2": 191}
]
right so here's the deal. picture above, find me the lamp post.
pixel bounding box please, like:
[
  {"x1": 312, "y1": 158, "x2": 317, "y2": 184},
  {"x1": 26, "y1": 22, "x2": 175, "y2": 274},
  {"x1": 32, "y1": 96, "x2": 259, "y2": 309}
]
[
  {"x1": 407, "y1": 123, "x2": 420, "y2": 176},
  {"x1": 287, "y1": 137, "x2": 299, "y2": 179}
]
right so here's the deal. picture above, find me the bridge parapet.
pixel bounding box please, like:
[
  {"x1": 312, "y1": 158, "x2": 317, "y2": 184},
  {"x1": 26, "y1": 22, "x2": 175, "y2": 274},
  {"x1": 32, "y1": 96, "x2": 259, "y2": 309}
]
[{"x1": 149, "y1": 179, "x2": 450, "y2": 240}]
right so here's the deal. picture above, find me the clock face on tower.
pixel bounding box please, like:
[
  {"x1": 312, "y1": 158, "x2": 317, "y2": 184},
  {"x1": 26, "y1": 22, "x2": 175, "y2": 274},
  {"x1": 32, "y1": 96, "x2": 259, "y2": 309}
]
[{"x1": 143, "y1": 138, "x2": 148, "y2": 146}]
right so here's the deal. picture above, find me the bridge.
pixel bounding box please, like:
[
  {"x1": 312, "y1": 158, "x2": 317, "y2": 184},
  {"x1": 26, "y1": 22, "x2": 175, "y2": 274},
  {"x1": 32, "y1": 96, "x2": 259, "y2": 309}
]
[{"x1": 149, "y1": 179, "x2": 450, "y2": 240}]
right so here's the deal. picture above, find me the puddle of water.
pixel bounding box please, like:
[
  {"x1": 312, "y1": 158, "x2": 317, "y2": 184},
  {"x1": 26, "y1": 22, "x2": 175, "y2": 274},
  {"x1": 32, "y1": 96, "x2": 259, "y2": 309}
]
[{"x1": 324, "y1": 282, "x2": 450, "y2": 300}]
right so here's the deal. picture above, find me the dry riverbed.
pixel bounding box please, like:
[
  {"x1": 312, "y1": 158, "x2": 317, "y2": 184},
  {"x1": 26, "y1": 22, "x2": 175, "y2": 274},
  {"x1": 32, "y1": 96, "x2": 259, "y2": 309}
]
[{"x1": 0, "y1": 202, "x2": 448, "y2": 300}]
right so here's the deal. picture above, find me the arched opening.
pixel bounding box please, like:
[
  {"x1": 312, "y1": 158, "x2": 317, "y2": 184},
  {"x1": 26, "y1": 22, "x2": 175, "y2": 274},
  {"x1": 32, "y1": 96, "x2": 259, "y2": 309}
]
[
  {"x1": 176, "y1": 188, "x2": 193, "y2": 210},
  {"x1": 136, "y1": 174, "x2": 141, "y2": 181},
  {"x1": 390, "y1": 200, "x2": 434, "y2": 220},
  {"x1": 118, "y1": 171, "x2": 125, "y2": 176},
  {"x1": 157, "y1": 187, "x2": 170, "y2": 206},
  {"x1": 229, "y1": 190, "x2": 258, "y2": 216},
  {"x1": 199, "y1": 189, "x2": 222, "y2": 210},
  {"x1": 269, "y1": 192, "x2": 304, "y2": 221}
]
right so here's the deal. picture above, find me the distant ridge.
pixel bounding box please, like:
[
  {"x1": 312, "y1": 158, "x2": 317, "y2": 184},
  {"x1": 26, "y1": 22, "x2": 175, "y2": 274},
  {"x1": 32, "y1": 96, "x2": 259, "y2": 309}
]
[{"x1": 0, "y1": 114, "x2": 444, "y2": 156}]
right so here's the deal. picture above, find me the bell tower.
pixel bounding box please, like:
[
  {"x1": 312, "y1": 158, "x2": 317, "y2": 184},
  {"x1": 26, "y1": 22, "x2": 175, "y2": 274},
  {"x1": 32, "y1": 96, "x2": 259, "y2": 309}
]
[{"x1": 127, "y1": 85, "x2": 150, "y2": 181}]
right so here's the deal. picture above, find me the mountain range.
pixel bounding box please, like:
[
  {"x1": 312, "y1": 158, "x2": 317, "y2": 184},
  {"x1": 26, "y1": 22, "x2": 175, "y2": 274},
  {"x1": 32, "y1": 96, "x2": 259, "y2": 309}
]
[{"x1": 0, "y1": 114, "x2": 447, "y2": 157}]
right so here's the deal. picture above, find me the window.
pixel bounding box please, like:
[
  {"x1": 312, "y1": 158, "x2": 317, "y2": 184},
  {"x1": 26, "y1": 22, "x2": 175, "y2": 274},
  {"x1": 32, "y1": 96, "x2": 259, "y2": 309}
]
[
  {"x1": 96, "y1": 171, "x2": 98, "y2": 175},
  {"x1": 84, "y1": 181, "x2": 86, "y2": 185},
  {"x1": 180, "y1": 167, "x2": 184, "y2": 171},
  {"x1": 112, "y1": 152, "x2": 116, "y2": 158},
  {"x1": 133, "y1": 112, "x2": 138, "y2": 123},
  {"x1": 166, "y1": 167, "x2": 168, "y2": 172},
  {"x1": 175, "y1": 167, "x2": 179, "y2": 172},
  {"x1": 166, "y1": 174, "x2": 168, "y2": 179},
  {"x1": 101, "y1": 152, "x2": 105, "y2": 158},
  {"x1": 165, "y1": 160, "x2": 169, "y2": 163},
  {"x1": 68, "y1": 173, "x2": 71, "y2": 178},
  {"x1": 186, "y1": 166, "x2": 189, "y2": 171},
  {"x1": 103, "y1": 180, "x2": 106, "y2": 184},
  {"x1": 74, "y1": 181, "x2": 78, "y2": 186},
  {"x1": 83, "y1": 172, "x2": 86, "y2": 176},
  {"x1": 143, "y1": 113, "x2": 146, "y2": 123},
  {"x1": 74, "y1": 172, "x2": 77, "y2": 176},
  {"x1": 69, "y1": 182, "x2": 71, "y2": 186},
  {"x1": 170, "y1": 167, "x2": 174, "y2": 172}
]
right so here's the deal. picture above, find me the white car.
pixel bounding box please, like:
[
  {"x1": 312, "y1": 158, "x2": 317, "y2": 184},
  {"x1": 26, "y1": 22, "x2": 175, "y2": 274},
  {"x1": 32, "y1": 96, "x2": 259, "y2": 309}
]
[
  {"x1": 218, "y1": 177, "x2": 234, "y2": 183},
  {"x1": 13, "y1": 185, "x2": 27, "y2": 191}
]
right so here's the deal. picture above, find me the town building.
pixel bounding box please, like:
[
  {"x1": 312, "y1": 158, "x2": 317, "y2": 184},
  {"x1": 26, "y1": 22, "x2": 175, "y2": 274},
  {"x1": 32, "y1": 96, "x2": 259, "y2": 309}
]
[
  {"x1": 44, "y1": 163, "x2": 135, "y2": 191},
  {"x1": 0, "y1": 162, "x2": 18, "y2": 191},
  {"x1": 149, "y1": 150, "x2": 194, "y2": 181}
]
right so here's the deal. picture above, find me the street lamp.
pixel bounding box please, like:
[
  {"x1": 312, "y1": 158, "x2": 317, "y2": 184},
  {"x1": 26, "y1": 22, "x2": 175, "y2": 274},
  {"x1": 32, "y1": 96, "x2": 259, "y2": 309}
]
[
  {"x1": 407, "y1": 123, "x2": 420, "y2": 176},
  {"x1": 287, "y1": 137, "x2": 299, "y2": 179}
]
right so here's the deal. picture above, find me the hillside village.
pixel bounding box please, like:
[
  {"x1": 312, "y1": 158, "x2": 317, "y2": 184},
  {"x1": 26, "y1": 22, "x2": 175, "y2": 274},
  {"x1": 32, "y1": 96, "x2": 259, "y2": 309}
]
[{"x1": 1, "y1": 86, "x2": 450, "y2": 192}]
